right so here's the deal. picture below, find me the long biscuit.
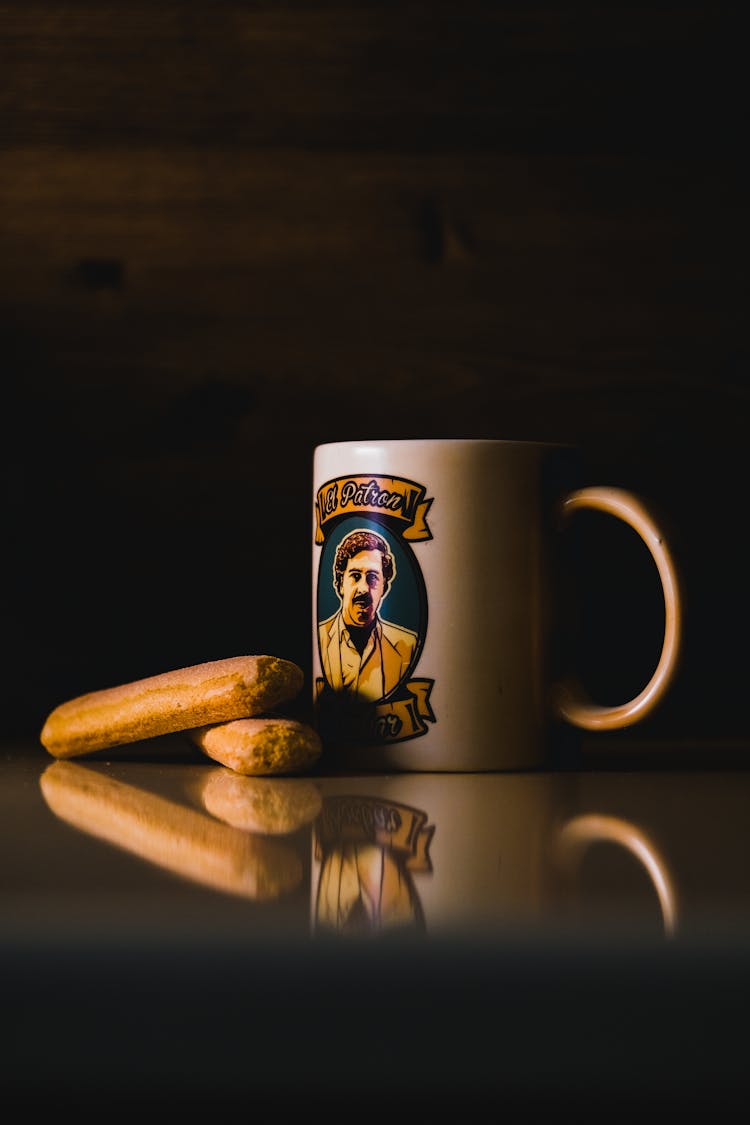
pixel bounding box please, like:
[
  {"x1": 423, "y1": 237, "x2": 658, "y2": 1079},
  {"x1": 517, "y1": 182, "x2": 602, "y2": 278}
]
[
  {"x1": 40, "y1": 655, "x2": 304, "y2": 759},
  {"x1": 191, "y1": 717, "x2": 322, "y2": 776}
]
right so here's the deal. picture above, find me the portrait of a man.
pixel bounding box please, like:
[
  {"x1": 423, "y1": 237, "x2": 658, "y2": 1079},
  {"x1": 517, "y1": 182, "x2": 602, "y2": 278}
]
[{"x1": 318, "y1": 528, "x2": 418, "y2": 702}]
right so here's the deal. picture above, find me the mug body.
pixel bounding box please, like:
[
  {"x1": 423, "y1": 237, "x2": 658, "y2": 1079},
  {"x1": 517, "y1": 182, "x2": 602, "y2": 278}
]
[{"x1": 312, "y1": 439, "x2": 577, "y2": 771}]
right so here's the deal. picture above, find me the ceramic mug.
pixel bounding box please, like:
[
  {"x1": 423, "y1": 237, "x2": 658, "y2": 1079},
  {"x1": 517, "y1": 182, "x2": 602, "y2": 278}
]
[{"x1": 312, "y1": 439, "x2": 681, "y2": 771}]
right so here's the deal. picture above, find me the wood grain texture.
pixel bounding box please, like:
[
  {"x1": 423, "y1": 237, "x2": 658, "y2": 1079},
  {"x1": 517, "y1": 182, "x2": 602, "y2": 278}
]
[
  {"x1": 2, "y1": 147, "x2": 744, "y2": 420},
  {"x1": 0, "y1": 2, "x2": 735, "y2": 151}
]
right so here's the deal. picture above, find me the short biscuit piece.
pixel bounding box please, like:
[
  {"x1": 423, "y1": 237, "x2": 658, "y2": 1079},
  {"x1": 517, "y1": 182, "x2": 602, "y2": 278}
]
[
  {"x1": 191, "y1": 717, "x2": 322, "y2": 776},
  {"x1": 40, "y1": 655, "x2": 304, "y2": 759}
]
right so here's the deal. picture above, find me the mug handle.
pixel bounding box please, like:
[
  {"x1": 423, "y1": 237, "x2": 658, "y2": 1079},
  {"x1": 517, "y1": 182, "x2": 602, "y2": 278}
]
[
  {"x1": 554, "y1": 813, "x2": 678, "y2": 938},
  {"x1": 554, "y1": 486, "x2": 682, "y2": 731}
]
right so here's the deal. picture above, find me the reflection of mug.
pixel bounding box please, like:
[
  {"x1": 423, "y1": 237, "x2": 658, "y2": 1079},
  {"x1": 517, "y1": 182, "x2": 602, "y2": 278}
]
[
  {"x1": 310, "y1": 775, "x2": 677, "y2": 939},
  {"x1": 312, "y1": 439, "x2": 681, "y2": 770},
  {"x1": 553, "y1": 813, "x2": 677, "y2": 937}
]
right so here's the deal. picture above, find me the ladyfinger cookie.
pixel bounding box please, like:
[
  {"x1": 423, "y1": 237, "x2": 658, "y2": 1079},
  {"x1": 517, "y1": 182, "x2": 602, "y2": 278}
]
[
  {"x1": 191, "y1": 716, "x2": 322, "y2": 776},
  {"x1": 40, "y1": 655, "x2": 304, "y2": 759}
]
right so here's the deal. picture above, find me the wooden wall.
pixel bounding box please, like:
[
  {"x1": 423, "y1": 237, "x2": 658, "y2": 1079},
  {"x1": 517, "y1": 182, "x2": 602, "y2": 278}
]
[{"x1": 2, "y1": 3, "x2": 748, "y2": 747}]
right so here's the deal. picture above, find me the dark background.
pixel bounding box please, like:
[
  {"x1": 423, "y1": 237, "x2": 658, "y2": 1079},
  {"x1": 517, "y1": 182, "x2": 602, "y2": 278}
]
[{"x1": 2, "y1": 1, "x2": 748, "y2": 747}]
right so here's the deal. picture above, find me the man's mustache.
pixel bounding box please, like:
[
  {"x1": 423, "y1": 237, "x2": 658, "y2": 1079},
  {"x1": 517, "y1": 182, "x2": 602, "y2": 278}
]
[{"x1": 353, "y1": 593, "x2": 373, "y2": 607}]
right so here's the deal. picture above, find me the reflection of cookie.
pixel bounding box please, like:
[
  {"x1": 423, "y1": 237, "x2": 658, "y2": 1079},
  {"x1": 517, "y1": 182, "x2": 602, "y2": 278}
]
[
  {"x1": 40, "y1": 760, "x2": 303, "y2": 900},
  {"x1": 199, "y1": 769, "x2": 323, "y2": 834},
  {"x1": 40, "y1": 656, "x2": 304, "y2": 759},
  {"x1": 191, "y1": 717, "x2": 322, "y2": 776}
]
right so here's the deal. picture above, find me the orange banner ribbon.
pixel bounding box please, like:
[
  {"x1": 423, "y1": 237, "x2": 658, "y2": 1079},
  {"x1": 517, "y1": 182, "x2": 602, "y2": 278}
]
[{"x1": 315, "y1": 475, "x2": 433, "y2": 544}]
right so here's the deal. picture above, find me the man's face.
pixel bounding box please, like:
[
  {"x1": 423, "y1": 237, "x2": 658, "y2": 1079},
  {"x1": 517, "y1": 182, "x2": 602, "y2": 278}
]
[{"x1": 340, "y1": 549, "x2": 386, "y2": 629}]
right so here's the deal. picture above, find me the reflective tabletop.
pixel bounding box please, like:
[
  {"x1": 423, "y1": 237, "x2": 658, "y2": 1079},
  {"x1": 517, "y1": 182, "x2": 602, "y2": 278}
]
[{"x1": 3, "y1": 736, "x2": 750, "y2": 1122}]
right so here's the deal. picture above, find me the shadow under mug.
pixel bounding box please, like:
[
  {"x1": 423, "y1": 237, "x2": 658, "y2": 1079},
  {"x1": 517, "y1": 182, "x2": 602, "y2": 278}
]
[{"x1": 312, "y1": 439, "x2": 681, "y2": 770}]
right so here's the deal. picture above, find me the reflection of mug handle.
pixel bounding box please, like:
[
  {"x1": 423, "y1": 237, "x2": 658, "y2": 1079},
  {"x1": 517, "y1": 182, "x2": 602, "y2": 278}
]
[
  {"x1": 554, "y1": 486, "x2": 682, "y2": 730},
  {"x1": 555, "y1": 813, "x2": 678, "y2": 937}
]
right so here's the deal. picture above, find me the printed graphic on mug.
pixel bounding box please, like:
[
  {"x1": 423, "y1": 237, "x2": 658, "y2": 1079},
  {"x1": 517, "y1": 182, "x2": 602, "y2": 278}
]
[{"x1": 315, "y1": 474, "x2": 435, "y2": 744}]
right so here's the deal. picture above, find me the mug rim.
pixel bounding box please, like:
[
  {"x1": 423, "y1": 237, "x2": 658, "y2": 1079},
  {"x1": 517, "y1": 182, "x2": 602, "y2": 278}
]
[{"x1": 314, "y1": 437, "x2": 576, "y2": 451}]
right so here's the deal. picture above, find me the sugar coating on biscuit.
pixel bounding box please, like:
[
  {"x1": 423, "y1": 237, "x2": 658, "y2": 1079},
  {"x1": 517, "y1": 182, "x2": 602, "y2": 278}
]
[
  {"x1": 199, "y1": 770, "x2": 323, "y2": 834},
  {"x1": 40, "y1": 655, "x2": 304, "y2": 758},
  {"x1": 192, "y1": 717, "x2": 322, "y2": 776}
]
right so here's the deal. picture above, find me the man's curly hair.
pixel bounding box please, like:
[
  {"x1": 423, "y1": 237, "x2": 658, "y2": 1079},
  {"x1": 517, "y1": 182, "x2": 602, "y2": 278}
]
[{"x1": 333, "y1": 530, "x2": 395, "y2": 596}]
